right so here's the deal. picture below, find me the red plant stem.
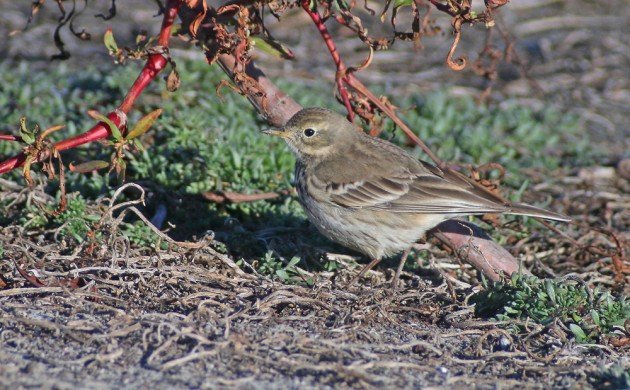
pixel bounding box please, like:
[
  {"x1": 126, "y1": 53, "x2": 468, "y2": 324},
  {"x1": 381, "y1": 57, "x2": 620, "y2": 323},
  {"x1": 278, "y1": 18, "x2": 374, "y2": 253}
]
[
  {"x1": 119, "y1": 0, "x2": 180, "y2": 113},
  {"x1": 301, "y1": 1, "x2": 355, "y2": 122},
  {"x1": 118, "y1": 53, "x2": 170, "y2": 114},
  {"x1": 0, "y1": 0, "x2": 181, "y2": 176},
  {"x1": 0, "y1": 152, "x2": 26, "y2": 173},
  {"x1": 54, "y1": 112, "x2": 127, "y2": 152},
  {"x1": 0, "y1": 135, "x2": 22, "y2": 142}
]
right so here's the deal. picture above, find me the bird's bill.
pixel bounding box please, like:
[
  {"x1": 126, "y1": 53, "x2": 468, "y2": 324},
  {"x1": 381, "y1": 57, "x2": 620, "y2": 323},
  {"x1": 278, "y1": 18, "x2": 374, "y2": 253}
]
[{"x1": 262, "y1": 128, "x2": 287, "y2": 138}]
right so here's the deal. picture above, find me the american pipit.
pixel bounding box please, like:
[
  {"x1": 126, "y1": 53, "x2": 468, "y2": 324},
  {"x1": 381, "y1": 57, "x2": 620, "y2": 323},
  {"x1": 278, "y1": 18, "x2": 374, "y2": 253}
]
[{"x1": 264, "y1": 108, "x2": 570, "y2": 284}]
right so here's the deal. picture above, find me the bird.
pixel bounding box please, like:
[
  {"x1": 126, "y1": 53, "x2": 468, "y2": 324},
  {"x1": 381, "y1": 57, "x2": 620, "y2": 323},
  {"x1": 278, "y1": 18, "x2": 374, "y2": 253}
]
[{"x1": 263, "y1": 107, "x2": 570, "y2": 285}]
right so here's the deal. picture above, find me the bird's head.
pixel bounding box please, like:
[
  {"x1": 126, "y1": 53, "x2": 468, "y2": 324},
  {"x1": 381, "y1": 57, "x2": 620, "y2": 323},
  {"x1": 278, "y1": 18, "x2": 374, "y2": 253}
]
[{"x1": 263, "y1": 108, "x2": 357, "y2": 159}]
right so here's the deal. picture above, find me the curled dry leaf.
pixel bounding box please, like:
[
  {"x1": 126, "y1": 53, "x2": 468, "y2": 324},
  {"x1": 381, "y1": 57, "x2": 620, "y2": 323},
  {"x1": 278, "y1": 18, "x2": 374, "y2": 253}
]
[
  {"x1": 166, "y1": 68, "x2": 181, "y2": 92},
  {"x1": 485, "y1": 0, "x2": 509, "y2": 9},
  {"x1": 15, "y1": 262, "x2": 85, "y2": 289},
  {"x1": 446, "y1": 18, "x2": 467, "y2": 71},
  {"x1": 15, "y1": 264, "x2": 46, "y2": 288},
  {"x1": 184, "y1": 0, "x2": 208, "y2": 37}
]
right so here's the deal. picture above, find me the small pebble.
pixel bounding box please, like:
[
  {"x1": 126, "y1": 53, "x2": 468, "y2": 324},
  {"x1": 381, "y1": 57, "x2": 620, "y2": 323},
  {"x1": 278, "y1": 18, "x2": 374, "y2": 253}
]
[
  {"x1": 436, "y1": 366, "x2": 449, "y2": 378},
  {"x1": 496, "y1": 335, "x2": 512, "y2": 351},
  {"x1": 578, "y1": 166, "x2": 616, "y2": 184}
]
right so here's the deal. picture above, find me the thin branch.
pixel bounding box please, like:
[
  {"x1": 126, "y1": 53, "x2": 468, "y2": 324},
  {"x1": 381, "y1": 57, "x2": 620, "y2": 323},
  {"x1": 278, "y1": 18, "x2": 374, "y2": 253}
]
[
  {"x1": 0, "y1": 134, "x2": 22, "y2": 142},
  {"x1": 202, "y1": 190, "x2": 290, "y2": 204},
  {"x1": 0, "y1": 0, "x2": 181, "y2": 175}
]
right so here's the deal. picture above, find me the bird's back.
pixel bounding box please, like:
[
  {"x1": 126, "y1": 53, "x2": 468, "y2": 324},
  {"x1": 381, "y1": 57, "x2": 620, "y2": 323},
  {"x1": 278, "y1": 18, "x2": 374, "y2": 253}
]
[{"x1": 307, "y1": 130, "x2": 568, "y2": 221}]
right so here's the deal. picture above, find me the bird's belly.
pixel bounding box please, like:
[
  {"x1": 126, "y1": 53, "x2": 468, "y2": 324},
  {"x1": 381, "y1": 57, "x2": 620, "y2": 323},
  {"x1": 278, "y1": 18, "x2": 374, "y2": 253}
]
[{"x1": 299, "y1": 195, "x2": 444, "y2": 259}]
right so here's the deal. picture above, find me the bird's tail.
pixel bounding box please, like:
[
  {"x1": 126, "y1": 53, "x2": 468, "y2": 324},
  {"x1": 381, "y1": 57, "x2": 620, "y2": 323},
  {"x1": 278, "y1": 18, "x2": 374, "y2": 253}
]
[{"x1": 507, "y1": 202, "x2": 571, "y2": 222}]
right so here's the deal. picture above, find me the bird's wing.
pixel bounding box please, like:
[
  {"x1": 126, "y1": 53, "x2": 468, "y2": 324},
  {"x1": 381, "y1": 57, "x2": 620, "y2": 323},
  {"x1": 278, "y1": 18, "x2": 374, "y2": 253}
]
[
  {"x1": 325, "y1": 169, "x2": 508, "y2": 214},
  {"x1": 312, "y1": 148, "x2": 509, "y2": 214},
  {"x1": 370, "y1": 166, "x2": 509, "y2": 214},
  {"x1": 323, "y1": 175, "x2": 412, "y2": 208}
]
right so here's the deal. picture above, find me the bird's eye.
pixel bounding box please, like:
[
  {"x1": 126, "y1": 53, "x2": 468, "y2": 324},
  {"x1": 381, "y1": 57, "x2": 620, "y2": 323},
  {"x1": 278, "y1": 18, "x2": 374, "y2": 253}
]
[{"x1": 303, "y1": 128, "x2": 316, "y2": 137}]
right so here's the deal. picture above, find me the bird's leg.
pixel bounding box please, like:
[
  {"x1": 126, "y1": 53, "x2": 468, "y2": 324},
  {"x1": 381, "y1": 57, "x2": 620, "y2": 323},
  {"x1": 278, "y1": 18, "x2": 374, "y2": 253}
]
[
  {"x1": 350, "y1": 258, "x2": 382, "y2": 284},
  {"x1": 391, "y1": 248, "x2": 412, "y2": 289}
]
